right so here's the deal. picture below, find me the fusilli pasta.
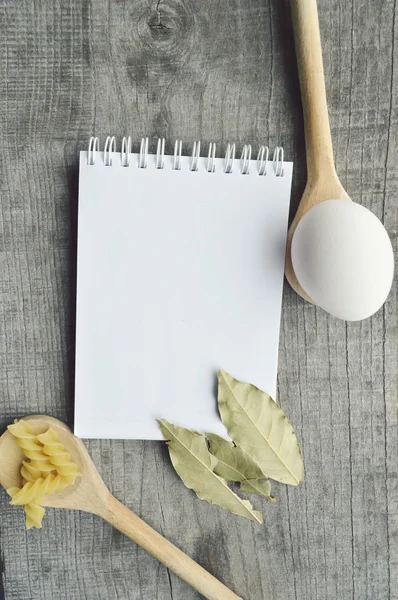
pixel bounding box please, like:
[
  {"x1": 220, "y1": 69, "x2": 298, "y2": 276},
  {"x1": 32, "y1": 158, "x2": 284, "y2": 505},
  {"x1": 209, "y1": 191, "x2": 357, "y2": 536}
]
[
  {"x1": 20, "y1": 460, "x2": 42, "y2": 483},
  {"x1": 37, "y1": 428, "x2": 81, "y2": 478},
  {"x1": 24, "y1": 503, "x2": 45, "y2": 530},
  {"x1": 8, "y1": 474, "x2": 72, "y2": 506},
  {"x1": 7, "y1": 420, "x2": 81, "y2": 529},
  {"x1": 8, "y1": 421, "x2": 54, "y2": 473}
]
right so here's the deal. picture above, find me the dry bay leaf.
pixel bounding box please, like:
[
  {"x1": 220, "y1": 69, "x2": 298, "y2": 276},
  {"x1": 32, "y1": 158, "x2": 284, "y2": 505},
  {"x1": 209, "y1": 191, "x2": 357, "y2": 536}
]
[
  {"x1": 240, "y1": 478, "x2": 273, "y2": 498},
  {"x1": 207, "y1": 433, "x2": 274, "y2": 500},
  {"x1": 158, "y1": 419, "x2": 263, "y2": 523},
  {"x1": 217, "y1": 370, "x2": 304, "y2": 486}
]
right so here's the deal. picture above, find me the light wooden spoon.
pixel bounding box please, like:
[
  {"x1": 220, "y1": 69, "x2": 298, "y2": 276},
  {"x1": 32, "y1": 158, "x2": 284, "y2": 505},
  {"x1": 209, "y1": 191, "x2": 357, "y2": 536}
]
[
  {"x1": 285, "y1": 0, "x2": 350, "y2": 300},
  {"x1": 0, "y1": 415, "x2": 242, "y2": 600}
]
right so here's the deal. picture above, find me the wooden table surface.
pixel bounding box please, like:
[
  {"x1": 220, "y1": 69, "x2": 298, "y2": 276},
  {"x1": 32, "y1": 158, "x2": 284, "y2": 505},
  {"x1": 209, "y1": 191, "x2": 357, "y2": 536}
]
[{"x1": 0, "y1": 1, "x2": 397, "y2": 599}]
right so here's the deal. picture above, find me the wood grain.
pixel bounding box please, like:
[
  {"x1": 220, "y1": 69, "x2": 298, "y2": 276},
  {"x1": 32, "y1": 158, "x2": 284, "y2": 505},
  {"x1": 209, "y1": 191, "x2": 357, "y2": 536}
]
[{"x1": 0, "y1": 1, "x2": 396, "y2": 599}]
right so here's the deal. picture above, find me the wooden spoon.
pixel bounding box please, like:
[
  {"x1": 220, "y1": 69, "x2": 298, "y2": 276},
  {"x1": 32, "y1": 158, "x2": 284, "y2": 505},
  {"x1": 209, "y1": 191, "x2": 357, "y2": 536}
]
[
  {"x1": 285, "y1": 0, "x2": 350, "y2": 300},
  {"x1": 0, "y1": 416, "x2": 242, "y2": 600}
]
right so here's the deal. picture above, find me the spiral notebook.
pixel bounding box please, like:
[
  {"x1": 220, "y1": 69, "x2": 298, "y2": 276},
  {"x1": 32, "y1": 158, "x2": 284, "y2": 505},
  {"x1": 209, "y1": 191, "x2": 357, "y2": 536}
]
[{"x1": 74, "y1": 137, "x2": 293, "y2": 440}]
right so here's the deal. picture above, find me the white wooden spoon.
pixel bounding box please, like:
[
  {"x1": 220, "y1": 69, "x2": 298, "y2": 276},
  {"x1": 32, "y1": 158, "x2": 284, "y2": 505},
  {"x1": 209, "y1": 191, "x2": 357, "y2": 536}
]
[{"x1": 0, "y1": 416, "x2": 242, "y2": 600}]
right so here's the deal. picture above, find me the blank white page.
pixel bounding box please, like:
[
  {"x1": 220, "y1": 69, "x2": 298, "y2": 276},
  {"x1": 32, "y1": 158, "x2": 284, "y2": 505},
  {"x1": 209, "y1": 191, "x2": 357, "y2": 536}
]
[{"x1": 75, "y1": 151, "x2": 292, "y2": 439}]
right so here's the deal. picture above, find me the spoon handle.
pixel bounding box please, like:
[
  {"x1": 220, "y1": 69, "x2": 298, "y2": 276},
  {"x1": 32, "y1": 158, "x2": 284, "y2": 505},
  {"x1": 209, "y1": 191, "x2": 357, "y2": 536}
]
[
  {"x1": 290, "y1": 0, "x2": 336, "y2": 181},
  {"x1": 100, "y1": 493, "x2": 243, "y2": 600}
]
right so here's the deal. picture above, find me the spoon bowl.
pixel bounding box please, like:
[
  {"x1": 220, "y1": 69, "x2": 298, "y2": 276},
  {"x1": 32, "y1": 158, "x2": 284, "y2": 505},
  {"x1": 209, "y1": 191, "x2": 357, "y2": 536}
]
[{"x1": 0, "y1": 416, "x2": 93, "y2": 509}]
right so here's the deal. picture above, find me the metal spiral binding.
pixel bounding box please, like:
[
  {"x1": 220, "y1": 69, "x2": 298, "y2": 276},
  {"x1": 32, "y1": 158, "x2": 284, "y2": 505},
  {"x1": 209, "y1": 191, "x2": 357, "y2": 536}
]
[
  {"x1": 224, "y1": 143, "x2": 235, "y2": 173},
  {"x1": 257, "y1": 145, "x2": 269, "y2": 176},
  {"x1": 121, "y1": 136, "x2": 131, "y2": 167},
  {"x1": 156, "y1": 138, "x2": 165, "y2": 169},
  {"x1": 87, "y1": 137, "x2": 285, "y2": 176},
  {"x1": 104, "y1": 136, "x2": 116, "y2": 166},
  {"x1": 173, "y1": 140, "x2": 182, "y2": 170},
  {"x1": 240, "y1": 144, "x2": 252, "y2": 175},
  {"x1": 190, "y1": 141, "x2": 201, "y2": 171},
  {"x1": 87, "y1": 137, "x2": 99, "y2": 165},
  {"x1": 207, "y1": 143, "x2": 216, "y2": 173},
  {"x1": 273, "y1": 147, "x2": 284, "y2": 177},
  {"x1": 139, "y1": 137, "x2": 149, "y2": 168}
]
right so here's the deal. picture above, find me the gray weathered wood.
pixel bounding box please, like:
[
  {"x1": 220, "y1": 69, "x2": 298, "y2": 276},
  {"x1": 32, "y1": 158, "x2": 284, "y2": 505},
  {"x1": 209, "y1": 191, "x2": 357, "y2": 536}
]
[{"x1": 0, "y1": 0, "x2": 396, "y2": 598}]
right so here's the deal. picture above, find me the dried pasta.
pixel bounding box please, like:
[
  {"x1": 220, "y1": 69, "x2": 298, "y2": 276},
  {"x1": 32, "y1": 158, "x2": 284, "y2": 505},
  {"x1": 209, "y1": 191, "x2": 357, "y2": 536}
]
[
  {"x1": 9, "y1": 474, "x2": 72, "y2": 505},
  {"x1": 37, "y1": 428, "x2": 81, "y2": 478},
  {"x1": 24, "y1": 504, "x2": 46, "y2": 530},
  {"x1": 8, "y1": 421, "x2": 54, "y2": 474},
  {"x1": 7, "y1": 419, "x2": 81, "y2": 529},
  {"x1": 37, "y1": 427, "x2": 80, "y2": 477},
  {"x1": 20, "y1": 460, "x2": 42, "y2": 483}
]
